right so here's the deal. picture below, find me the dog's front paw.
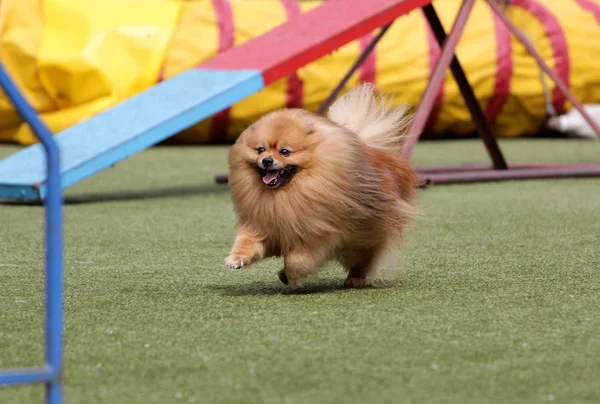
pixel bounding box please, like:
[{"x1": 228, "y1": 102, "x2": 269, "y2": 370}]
[{"x1": 225, "y1": 255, "x2": 247, "y2": 270}]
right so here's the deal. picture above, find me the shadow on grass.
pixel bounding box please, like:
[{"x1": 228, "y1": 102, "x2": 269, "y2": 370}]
[
  {"x1": 1, "y1": 184, "x2": 230, "y2": 206},
  {"x1": 207, "y1": 278, "x2": 396, "y2": 296}
]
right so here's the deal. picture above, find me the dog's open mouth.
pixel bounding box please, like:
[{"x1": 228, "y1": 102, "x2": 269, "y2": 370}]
[{"x1": 259, "y1": 166, "x2": 297, "y2": 188}]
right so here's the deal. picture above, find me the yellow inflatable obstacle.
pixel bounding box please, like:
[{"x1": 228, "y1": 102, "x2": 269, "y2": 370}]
[{"x1": 1, "y1": 0, "x2": 600, "y2": 145}]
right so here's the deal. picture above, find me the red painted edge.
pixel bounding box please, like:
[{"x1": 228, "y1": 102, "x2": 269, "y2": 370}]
[
  {"x1": 575, "y1": 0, "x2": 600, "y2": 26},
  {"x1": 359, "y1": 33, "x2": 377, "y2": 85},
  {"x1": 157, "y1": 64, "x2": 166, "y2": 83},
  {"x1": 512, "y1": 0, "x2": 570, "y2": 114},
  {"x1": 485, "y1": 12, "x2": 512, "y2": 125},
  {"x1": 209, "y1": 0, "x2": 235, "y2": 143},
  {"x1": 261, "y1": 0, "x2": 430, "y2": 85},
  {"x1": 281, "y1": 0, "x2": 304, "y2": 109},
  {"x1": 423, "y1": 10, "x2": 443, "y2": 133},
  {"x1": 198, "y1": 0, "x2": 431, "y2": 85}
]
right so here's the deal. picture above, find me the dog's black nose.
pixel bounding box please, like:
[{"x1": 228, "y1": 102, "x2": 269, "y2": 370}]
[{"x1": 262, "y1": 157, "x2": 274, "y2": 168}]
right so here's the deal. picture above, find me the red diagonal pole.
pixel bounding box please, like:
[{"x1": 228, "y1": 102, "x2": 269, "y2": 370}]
[{"x1": 401, "y1": 0, "x2": 504, "y2": 164}]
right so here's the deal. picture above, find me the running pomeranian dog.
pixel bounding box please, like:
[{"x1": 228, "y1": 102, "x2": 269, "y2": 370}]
[{"x1": 225, "y1": 84, "x2": 420, "y2": 288}]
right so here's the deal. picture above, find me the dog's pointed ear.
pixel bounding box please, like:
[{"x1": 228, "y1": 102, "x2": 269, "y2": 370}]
[{"x1": 306, "y1": 122, "x2": 316, "y2": 135}]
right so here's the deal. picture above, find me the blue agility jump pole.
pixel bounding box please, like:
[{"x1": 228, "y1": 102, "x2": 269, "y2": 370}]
[{"x1": 0, "y1": 64, "x2": 64, "y2": 403}]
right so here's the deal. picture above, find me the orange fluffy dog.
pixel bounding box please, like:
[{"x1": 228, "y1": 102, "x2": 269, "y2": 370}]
[{"x1": 225, "y1": 84, "x2": 419, "y2": 288}]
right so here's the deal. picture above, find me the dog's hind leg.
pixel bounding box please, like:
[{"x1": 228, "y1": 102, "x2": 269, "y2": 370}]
[{"x1": 340, "y1": 244, "x2": 389, "y2": 288}]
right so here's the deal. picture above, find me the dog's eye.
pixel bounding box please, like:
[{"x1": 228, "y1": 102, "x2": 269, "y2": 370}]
[
  {"x1": 279, "y1": 148, "x2": 291, "y2": 157},
  {"x1": 257, "y1": 147, "x2": 265, "y2": 154}
]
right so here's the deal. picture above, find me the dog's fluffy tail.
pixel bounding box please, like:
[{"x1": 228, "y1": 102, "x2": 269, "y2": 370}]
[{"x1": 327, "y1": 83, "x2": 412, "y2": 153}]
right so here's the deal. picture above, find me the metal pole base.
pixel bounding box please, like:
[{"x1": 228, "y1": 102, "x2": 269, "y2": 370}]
[{"x1": 419, "y1": 163, "x2": 600, "y2": 186}]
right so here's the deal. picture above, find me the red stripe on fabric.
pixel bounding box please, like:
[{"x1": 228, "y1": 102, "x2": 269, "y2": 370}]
[
  {"x1": 485, "y1": 12, "x2": 512, "y2": 124},
  {"x1": 512, "y1": 0, "x2": 570, "y2": 114},
  {"x1": 423, "y1": 11, "x2": 444, "y2": 132},
  {"x1": 281, "y1": 0, "x2": 304, "y2": 109},
  {"x1": 575, "y1": 0, "x2": 600, "y2": 26},
  {"x1": 209, "y1": 0, "x2": 235, "y2": 143},
  {"x1": 358, "y1": 33, "x2": 377, "y2": 85}
]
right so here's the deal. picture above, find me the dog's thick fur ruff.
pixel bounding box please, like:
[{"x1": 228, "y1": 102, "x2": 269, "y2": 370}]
[{"x1": 225, "y1": 84, "x2": 420, "y2": 288}]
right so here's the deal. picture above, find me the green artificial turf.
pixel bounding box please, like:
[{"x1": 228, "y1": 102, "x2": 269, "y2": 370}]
[{"x1": 0, "y1": 139, "x2": 599, "y2": 404}]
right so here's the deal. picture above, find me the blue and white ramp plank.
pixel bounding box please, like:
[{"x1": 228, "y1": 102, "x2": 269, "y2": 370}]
[{"x1": 0, "y1": 69, "x2": 263, "y2": 201}]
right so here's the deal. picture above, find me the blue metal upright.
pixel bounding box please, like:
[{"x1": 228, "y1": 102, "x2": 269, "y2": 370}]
[{"x1": 0, "y1": 64, "x2": 64, "y2": 403}]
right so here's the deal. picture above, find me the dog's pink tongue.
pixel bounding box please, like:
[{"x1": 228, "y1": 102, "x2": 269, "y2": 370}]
[{"x1": 262, "y1": 171, "x2": 279, "y2": 184}]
